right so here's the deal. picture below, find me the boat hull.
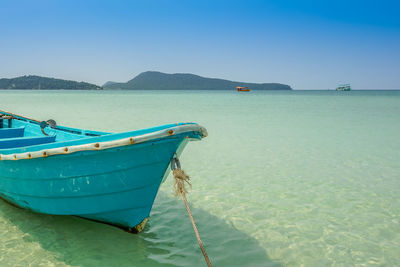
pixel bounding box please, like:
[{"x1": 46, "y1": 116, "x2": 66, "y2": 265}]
[{"x1": 0, "y1": 136, "x2": 189, "y2": 230}]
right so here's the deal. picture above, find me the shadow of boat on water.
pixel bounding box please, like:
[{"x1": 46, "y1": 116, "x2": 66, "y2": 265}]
[{"x1": 1, "y1": 191, "x2": 281, "y2": 267}]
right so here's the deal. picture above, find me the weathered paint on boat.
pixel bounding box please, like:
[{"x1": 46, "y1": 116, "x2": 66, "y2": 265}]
[{"x1": 0, "y1": 110, "x2": 207, "y2": 231}]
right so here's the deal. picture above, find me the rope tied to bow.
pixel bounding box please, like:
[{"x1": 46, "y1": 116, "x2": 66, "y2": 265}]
[
  {"x1": 171, "y1": 154, "x2": 212, "y2": 267},
  {"x1": 171, "y1": 154, "x2": 192, "y2": 196},
  {"x1": 173, "y1": 168, "x2": 191, "y2": 196}
]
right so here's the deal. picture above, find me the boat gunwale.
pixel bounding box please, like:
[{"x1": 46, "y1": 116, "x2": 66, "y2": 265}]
[{"x1": 0, "y1": 124, "x2": 207, "y2": 161}]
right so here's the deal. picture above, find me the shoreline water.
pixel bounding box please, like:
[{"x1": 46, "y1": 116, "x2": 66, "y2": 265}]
[{"x1": 1, "y1": 90, "x2": 399, "y2": 266}]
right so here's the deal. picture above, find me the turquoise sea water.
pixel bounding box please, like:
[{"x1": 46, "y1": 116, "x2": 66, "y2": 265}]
[{"x1": 0, "y1": 90, "x2": 399, "y2": 266}]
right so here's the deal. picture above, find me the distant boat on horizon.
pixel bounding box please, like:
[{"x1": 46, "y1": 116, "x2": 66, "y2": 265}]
[
  {"x1": 336, "y1": 84, "x2": 351, "y2": 91},
  {"x1": 236, "y1": 86, "x2": 251, "y2": 92}
]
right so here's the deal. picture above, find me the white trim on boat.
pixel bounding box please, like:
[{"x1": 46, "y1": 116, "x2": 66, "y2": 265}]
[{"x1": 0, "y1": 124, "x2": 207, "y2": 161}]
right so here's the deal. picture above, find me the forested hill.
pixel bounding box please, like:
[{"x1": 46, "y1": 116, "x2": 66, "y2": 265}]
[
  {"x1": 0, "y1": 75, "x2": 102, "y2": 90},
  {"x1": 103, "y1": 71, "x2": 292, "y2": 90}
]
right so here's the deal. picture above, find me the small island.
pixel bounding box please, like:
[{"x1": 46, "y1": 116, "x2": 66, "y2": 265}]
[
  {"x1": 0, "y1": 75, "x2": 102, "y2": 90},
  {"x1": 103, "y1": 71, "x2": 292, "y2": 90}
]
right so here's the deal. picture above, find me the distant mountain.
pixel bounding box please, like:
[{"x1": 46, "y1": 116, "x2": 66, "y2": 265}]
[
  {"x1": 102, "y1": 81, "x2": 117, "y2": 87},
  {"x1": 0, "y1": 75, "x2": 102, "y2": 90},
  {"x1": 104, "y1": 71, "x2": 292, "y2": 90}
]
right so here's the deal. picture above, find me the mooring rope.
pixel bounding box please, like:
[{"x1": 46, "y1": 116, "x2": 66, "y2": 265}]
[{"x1": 171, "y1": 155, "x2": 212, "y2": 267}]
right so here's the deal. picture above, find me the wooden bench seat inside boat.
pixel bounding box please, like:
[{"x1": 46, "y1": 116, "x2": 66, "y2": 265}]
[
  {"x1": 0, "y1": 127, "x2": 25, "y2": 139},
  {"x1": 0, "y1": 135, "x2": 56, "y2": 149}
]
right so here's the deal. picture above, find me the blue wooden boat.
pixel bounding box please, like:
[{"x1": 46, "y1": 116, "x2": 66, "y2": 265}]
[{"x1": 0, "y1": 110, "x2": 207, "y2": 232}]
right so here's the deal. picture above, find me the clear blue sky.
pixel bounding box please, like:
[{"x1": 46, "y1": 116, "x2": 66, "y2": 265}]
[{"x1": 1, "y1": 0, "x2": 399, "y2": 89}]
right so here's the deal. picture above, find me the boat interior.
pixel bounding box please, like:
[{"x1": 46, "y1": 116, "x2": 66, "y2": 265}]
[
  {"x1": 0, "y1": 111, "x2": 202, "y2": 156},
  {"x1": 0, "y1": 127, "x2": 56, "y2": 149},
  {"x1": 0, "y1": 112, "x2": 112, "y2": 154}
]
